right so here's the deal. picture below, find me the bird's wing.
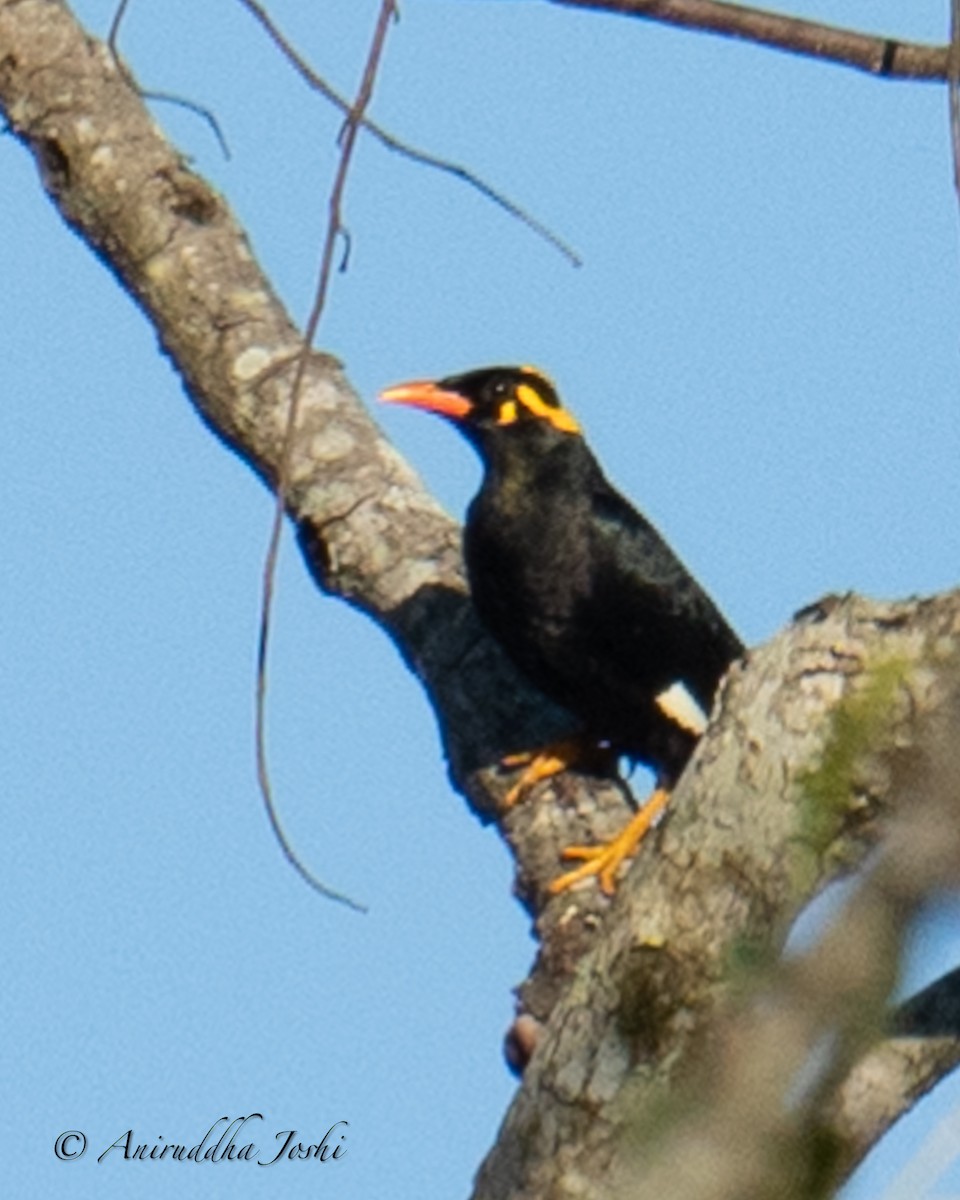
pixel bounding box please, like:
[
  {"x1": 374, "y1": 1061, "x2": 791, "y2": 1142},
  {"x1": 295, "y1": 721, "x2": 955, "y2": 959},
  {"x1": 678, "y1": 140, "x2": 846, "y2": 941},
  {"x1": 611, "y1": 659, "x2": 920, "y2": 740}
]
[{"x1": 587, "y1": 483, "x2": 743, "y2": 708}]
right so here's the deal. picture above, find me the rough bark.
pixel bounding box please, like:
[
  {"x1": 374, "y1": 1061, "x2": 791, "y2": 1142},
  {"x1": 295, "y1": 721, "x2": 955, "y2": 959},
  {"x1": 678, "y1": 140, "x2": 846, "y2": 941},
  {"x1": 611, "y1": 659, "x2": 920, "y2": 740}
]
[
  {"x1": 0, "y1": 0, "x2": 630, "y2": 1025},
  {"x1": 3, "y1": 5, "x2": 959, "y2": 1199},
  {"x1": 473, "y1": 593, "x2": 960, "y2": 1200}
]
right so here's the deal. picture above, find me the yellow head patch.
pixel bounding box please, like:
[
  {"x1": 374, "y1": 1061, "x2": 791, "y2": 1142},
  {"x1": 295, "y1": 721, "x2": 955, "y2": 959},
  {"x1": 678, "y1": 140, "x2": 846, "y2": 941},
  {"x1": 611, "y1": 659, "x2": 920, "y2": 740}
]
[{"x1": 495, "y1": 373, "x2": 581, "y2": 435}]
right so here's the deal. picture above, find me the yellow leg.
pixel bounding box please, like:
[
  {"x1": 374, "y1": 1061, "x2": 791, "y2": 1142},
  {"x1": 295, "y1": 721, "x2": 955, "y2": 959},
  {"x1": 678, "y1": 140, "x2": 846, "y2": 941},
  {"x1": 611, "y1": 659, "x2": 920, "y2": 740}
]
[
  {"x1": 501, "y1": 738, "x2": 615, "y2": 809},
  {"x1": 548, "y1": 787, "x2": 670, "y2": 896}
]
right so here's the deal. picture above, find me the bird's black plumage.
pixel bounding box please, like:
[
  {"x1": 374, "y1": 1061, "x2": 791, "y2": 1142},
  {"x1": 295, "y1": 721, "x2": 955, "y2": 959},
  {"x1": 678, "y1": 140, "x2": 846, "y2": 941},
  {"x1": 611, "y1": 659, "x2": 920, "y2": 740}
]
[
  {"x1": 381, "y1": 366, "x2": 742, "y2": 890},
  {"x1": 383, "y1": 365, "x2": 741, "y2": 781}
]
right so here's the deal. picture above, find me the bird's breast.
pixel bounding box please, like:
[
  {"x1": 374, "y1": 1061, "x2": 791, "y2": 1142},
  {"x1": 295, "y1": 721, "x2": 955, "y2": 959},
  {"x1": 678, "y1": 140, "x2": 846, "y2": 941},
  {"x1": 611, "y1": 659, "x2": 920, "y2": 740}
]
[{"x1": 464, "y1": 489, "x2": 598, "y2": 688}]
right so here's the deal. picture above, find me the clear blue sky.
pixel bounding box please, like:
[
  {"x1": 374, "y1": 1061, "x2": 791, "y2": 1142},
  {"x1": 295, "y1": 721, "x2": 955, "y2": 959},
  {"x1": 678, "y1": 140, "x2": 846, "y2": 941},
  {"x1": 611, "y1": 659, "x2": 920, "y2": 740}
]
[{"x1": 3, "y1": 1, "x2": 960, "y2": 1196}]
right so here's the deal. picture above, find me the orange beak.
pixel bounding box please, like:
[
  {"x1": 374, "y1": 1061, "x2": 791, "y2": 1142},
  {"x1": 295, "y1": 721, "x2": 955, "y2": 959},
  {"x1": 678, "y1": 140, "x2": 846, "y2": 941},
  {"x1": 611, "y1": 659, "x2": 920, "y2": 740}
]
[{"x1": 379, "y1": 379, "x2": 472, "y2": 421}]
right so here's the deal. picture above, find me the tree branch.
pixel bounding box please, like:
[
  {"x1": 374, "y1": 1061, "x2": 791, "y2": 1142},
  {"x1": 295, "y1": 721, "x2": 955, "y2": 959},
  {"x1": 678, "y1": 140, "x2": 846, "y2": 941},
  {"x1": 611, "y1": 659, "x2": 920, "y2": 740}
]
[
  {"x1": 897, "y1": 967, "x2": 960, "y2": 1038},
  {"x1": 824, "y1": 714, "x2": 960, "y2": 1184},
  {"x1": 474, "y1": 593, "x2": 960, "y2": 1200},
  {"x1": 551, "y1": 0, "x2": 950, "y2": 81},
  {"x1": 0, "y1": 0, "x2": 625, "y2": 1014}
]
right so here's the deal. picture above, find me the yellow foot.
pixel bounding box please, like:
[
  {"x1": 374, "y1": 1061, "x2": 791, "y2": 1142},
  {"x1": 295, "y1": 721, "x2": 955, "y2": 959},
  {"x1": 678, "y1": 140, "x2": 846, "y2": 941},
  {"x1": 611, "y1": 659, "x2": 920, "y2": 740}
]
[
  {"x1": 501, "y1": 738, "x2": 615, "y2": 809},
  {"x1": 548, "y1": 787, "x2": 670, "y2": 896}
]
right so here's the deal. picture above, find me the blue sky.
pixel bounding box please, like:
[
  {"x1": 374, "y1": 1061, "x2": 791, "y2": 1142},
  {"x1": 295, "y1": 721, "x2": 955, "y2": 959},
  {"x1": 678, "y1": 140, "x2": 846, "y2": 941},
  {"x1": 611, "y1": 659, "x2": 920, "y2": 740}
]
[{"x1": 3, "y1": 1, "x2": 960, "y2": 1196}]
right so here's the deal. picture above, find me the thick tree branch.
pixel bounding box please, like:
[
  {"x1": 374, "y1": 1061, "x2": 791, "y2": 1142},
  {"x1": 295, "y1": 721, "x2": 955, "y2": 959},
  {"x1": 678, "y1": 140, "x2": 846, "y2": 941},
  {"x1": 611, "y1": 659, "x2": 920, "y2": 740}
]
[
  {"x1": 552, "y1": 0, "x2": 950, "y2": 81},
  {"x1": 474, "y1": 593, "x2": 960, "y2": 1200},
  {"x1": 0, "y1": 0, "x2": 625, "y2": 1015}
]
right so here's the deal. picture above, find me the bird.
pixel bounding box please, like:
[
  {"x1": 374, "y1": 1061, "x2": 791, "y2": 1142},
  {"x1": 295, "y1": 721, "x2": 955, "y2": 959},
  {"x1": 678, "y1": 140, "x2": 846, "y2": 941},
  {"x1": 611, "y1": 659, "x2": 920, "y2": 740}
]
[{"x1": 380, "y1": 365, "x2": 742, "y2": 894}]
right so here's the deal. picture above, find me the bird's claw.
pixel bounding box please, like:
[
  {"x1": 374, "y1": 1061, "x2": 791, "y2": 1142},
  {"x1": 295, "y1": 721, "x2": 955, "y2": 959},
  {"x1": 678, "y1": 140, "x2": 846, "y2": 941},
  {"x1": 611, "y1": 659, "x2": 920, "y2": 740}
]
[{"x1": 548, "y1": 787, "x2": 670, "y2": 895}]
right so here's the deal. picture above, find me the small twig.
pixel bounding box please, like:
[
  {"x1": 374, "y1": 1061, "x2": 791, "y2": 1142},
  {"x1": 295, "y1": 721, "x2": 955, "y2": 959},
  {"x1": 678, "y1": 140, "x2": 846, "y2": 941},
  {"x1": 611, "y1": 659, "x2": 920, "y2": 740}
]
[
  {"x1": 141, "y1": 91, "x2": 231, "y2": 160},
  {"x1": 233, "y1": 0, "x2": 581, "y2": 266},
  {"x1": 337, "y1": 227, "x2": 352, "y2": 273},
  {"x1": 552, "y1": 0, "x2": 949, "y2": 82},
  {"x1": 950, "y1": 0, "x2": 960, "y2": 207},
  {"x1": 255, "y1": 1, "x2": 401, "y2": 913},
  {"x1": 106, "y1": 0, "x2": 130, "y2": 48},
  {"x1": 108, "y1": 0, "x2": 231, "y2": 159}
]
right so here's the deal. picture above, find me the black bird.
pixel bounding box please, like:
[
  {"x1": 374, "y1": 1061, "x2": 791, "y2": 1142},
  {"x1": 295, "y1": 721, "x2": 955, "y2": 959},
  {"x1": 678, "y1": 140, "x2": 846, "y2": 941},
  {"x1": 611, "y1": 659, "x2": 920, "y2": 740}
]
[{"x1": 380, "y1": 366, "x2": 742, "y2": 893}]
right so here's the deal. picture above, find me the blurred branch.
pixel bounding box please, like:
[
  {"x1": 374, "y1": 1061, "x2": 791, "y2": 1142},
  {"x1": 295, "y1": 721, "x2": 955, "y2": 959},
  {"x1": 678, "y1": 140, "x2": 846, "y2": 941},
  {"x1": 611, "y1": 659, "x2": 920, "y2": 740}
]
[
  {"x1": 609, "y1": 689, "x2": 960, "y2": 1200},
  {"x1": 552, "y1": 0, "x2": 949, "y2": 81},
  {"x1": 823, "y1": 707, "x2": 960, "y2": 1186}
]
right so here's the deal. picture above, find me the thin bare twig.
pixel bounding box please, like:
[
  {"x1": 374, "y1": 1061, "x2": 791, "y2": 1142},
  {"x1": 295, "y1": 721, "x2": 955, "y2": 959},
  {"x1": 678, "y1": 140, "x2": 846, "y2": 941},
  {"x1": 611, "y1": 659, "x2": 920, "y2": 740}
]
[
  {"x1": 552, "y1": 0, "x2": 949, "y2": 81},
  {"x1": 950, "y1": 0, "x2": 960, "y2": 206},
  {"x1": 233, "y1": 0, "x2": 581, "y2": 266},
  {"x1": 108, "y1": 0, "x2": 231, "y2": 159},
  {"x1": 106, "y1": 0, "x2": 130, "y2": 49},
  {"x1": 255, "y1": 1, "x2": 402, "y2": 914}
]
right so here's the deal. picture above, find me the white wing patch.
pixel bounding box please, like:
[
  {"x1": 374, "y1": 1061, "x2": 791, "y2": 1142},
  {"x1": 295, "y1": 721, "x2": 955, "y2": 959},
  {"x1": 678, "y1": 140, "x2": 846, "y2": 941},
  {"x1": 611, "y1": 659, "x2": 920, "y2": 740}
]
[{"x1": 655, "y1": 681, "x2": 708, "y2": 736}]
